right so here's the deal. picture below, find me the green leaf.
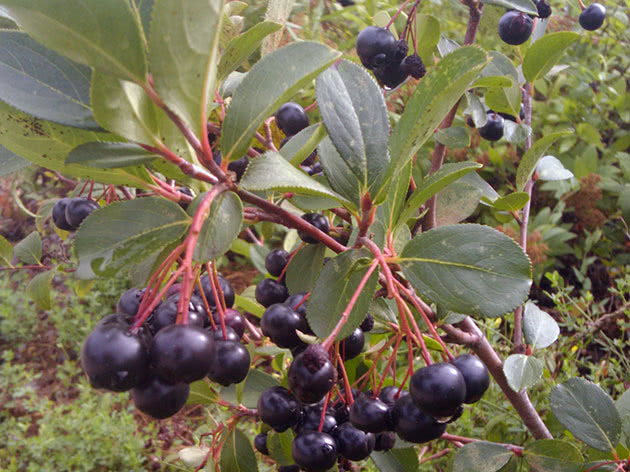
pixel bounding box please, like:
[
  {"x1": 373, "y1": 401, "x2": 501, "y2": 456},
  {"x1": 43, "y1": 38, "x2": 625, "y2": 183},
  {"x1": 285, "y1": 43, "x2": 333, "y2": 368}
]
[
  {"x1": 436, "y1": 179, "x2": 483, "y2": 226},
  {"x1": 307, "y1": 249, "x2": 379, "y2": 339},
  {"x1": 516, "y1": 131, "x2": 571, "y2": 191},
  {"x1": 318, "y1": 136, "x2": 361, "y2": 207},
  {"x1": 0, "y1": 144, "x2": 28, "y2": 176},
  {"x1": 524, "y1": 440, "x2": 583, "y2": 472},
  {"x1": 481, "y1": 0, "x2": 537, "y2": 15},
  {"x1": 0, "y1": 31, "x2": 99, "y2": 129},
  {"x1": 190, "y1": 191, "x2": 242, "y2": 263},
  {"x1": 66, "y1": 142, "x2": 156, "y2": 168},
  {"x1": 220, "y1": 428, "x2": 258, "y2": 472},
  {"x1": 149, "y1": 0, "x2": 225, "y2": 139},
  {"x1": 133, "y1": 0, "x2": 154, "y2": 36},
  {"x1": 492, "y1": 192, "x2": 530, "y2": 212},
  {"x1": 280, "y1": 123, "x2": 327, "y2": 167},
  {"x1": 221, "y1": 41, "x2": 341, "y2": 161},
  {"x1": 523, "y1": 32, "x2": 580, "y2": 83},
  {"x1": 377, "y1": 160, "x2": 413, "y2": 232},
  {"x1": 616, "y1": 389, "x2": 630, "y2": 441},
  {"x1": 371, "y1": 448, "x2": 420, "y2": 472},
  {"x1": 416, "y1": 14, "x2": 440, "y2": 60},
  {"x1": 0, "y1": 234, "x2": 12, "y2": 265},
  {"x1": 503, "y1": 354, "x2": 543, "y2": 392},
  {"x1": 13, "y1": 231, "x2": 41, "y2": 265},
  {"x1": 316, "y1": 60, "x2": 390, "y2": 200},
  {"x1": 550, "y1": 378, "x2": 622, "y2": 452},
  {"x1": 286, "y1": 244, "x2": 326, "y2": 295},
  {"x1": 186, "y1": 379, "x2": 218, "y2": 404},
  {"x1": 452, "y1": 441, "x2": 514, "y2": 472},
  {"x1": 240, "y1": 151, "x2": 350, "y2": 206},
  {"x1": 74, "y1": 197, "x2": 190, "y2": 279},
  {"x1": 434, "y1": 127, "x2": 470, "y2": 148},
  {"x1": 467, "y1": 92, "x2": 487, "y2": 127},
  {"x1": 0, "y1": 0, "x2": 147, "y2": 82},
  {"x1": 482, "y1": 52, "x2": 520, "y2": 117},
  {"x1": 473, "y1": 75, "x2": 514, "y2": 88},
  {"x1": 388, "y1": 46, "x2": 488, "y2": 176},
  {"x1": 523, "y1": 301, "x2": 559, "y2": 349},
  {"x1": 267, "y1": 430, "x2": 295, "y2": 466},
  {"x1": 26, "y1": 269, "x2": 55, "y2": 310},
  {"x1": 504, "y1": 121, "x2": 532, "y2": 144},
  {"x1": 398, "y1": 224, "x2": 532, "y2": 318},
  {"x1": 218, "y1": 21, "x2": 282, "y2": 80},
  {"x1": 220, "y1": 369, "x2": 279, "y2": 409},
  {"x1": 536, "y1": 155, "x2": 574, "y2": 181}
]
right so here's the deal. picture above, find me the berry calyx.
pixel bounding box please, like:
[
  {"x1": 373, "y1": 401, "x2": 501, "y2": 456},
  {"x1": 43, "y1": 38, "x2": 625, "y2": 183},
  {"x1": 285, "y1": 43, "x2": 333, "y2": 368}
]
[
  {"x1": 498, "y1": 11, "x2": 534, "y2": 45},
  {"x1": 207, "y1": 340, "x2": 250, "y2": 386},
  {"x1": 255, "y1": 278, "x2": 289, "y2": 307},
  {"x1": 579, "y1": 3, "x2": 606, "y2": 31},
  {"x1": 257, "y1": 386, "x2": 301, "y2": 432},
  {"x1": 334, "y1": 422, "x2": 375, "y2": 461},
  {"x1": 356, "y1": 26, "x2": 398, "y2": 70},
  {"x1": 265, "y1": 248, "x2": 290, "y2": 277},
  {"x1": 359, "y1": 314, "x2": 374, "y2": 332},
  {"x1": 391, "y1": 394, "x2": 447, "y2": 443},
  {"x1": 452, "y1": 354, "x2": 490, "y2": 403},
  {"x1": 275, "y1": 102, "x2": 310, "y2": 136},
  {"x1": 65, "y1": 197, "x2": 99, "y2": 229},
  {"x1": 401, "y1": 54, "x2": 426, "y2": 79},
  {"x1": 374, "y1": 431, "x2": 396, "y2": 451},
  {"x1": 409, "y1": 362, "x2": 467, "y2": 419},
  {"x1": 51, "y1": 198, "x2": 74, "y2": 231},
  {"x1": 340, "y1": 328, "x2": 364, "y2": 360},
  {"x1": 288, "y1": 344, "x2": 337, "y2": 404},
  {"x1": 349, "y1": 394, "x2": 390, "y2": 433},
  {"x1": 291, "y1": 432, "x2": 338, "y2": 472},
  {"x1": 261, "y1": 303, "x2": 303, "y2": 348},
  {"x1": 298, "y1": 213, "x2": 329, "y2": 244},
  {"x1": 131, "y1": 376, "x2": 190, "y2": 419},
  {"x1": 372, "y1": 60, "x2": 409, "y2": 89},
  {"x1": 479, "y1": 112, "x2": 505, "y2": 142}
]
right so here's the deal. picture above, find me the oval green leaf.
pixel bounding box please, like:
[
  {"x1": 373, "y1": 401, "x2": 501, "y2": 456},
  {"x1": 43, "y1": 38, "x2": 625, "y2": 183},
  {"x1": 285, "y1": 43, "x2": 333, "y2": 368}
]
[
  {"x1": 452, "y1": 441, "x2": 514, "y2": 472},
  {"x1": 220, "y1": 428, "x2": 258, "y2": 472},
  {"x1": 523, "y1": 301, "x2": 559, "y2": 349},
  {"x1": 66, "y1": 142, "x2": 156, "y2": 168},
  {"x1": 286, "y1": 243, "x2": 326, "y2": 295},
  {"x1": 503, "y1": 354, "x2": 543, "y2": 392},
  {"x1": 524, "y1": 439, "x2": 583, "y2": 472},
  {"x1": 516, "y1": 131, "x2": 572, "y2": 191},
  {"x1": 13, "y1": 231, "x2": 42, "y2": 265},
  {"x1": 523, "y1": 32, "x2": 581, "y2": 83}
]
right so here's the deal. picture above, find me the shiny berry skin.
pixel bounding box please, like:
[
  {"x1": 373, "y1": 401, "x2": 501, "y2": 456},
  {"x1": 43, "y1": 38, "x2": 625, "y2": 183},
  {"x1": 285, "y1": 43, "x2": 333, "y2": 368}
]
[
  {"x1": 349, "y1": 394, "x2": 390, "y2": 433},
  {"x1": 401, "y1": 54, "x2": 426, "y2": 79},
  {"x1": 579, "y1": 3, "x2": 606, "y2": 31},
  {"x1": 275, "y1": 102, "x2": 310, "y2": 136},
  {"x1": 261, "y1": 303, "x2": 303, "y2": 348},
  {"x1": 409, "y1": 362, "x2": 466, "y2": 419},
  {"x1": 498, "y1": 11, "x2": 534, "y2": 45},
  {"x1": 207, "y1": 340, "x2": 250, "y2": 386},
  {"x1": 284, "y1": 293, "x2": 312, "y2": 335},
  {"x1": 372, "y1": 61, "x2": 408, "y2": 89},
  {"x1": 116, "y1": 287, "x2": 145, "y2": 317},
  {"x1": 298, "y1": 213, "x2": 329, "y2": 244},
  {"x1": 296, "y1": 404, "x2": 338, "y2": 435},
  {"x1": 479, "y1": 113, "x2": 504, "y2": 142},
  {"x1": 356, "y1": 26, "x2": 398, "y2": 70},
  {"x1": 359, "y1": 314, "x2": 374, "y2": 332},
  {"x1": 131, "y1": 376, "x2": 189, "y2": 419},
  {"x1": 378, "y1": 386, "x2": 408, "y2": 407},
  {"x1": 266, "y1": 248, "x2": 290, "y2": 277},
  {"x1": 65, "y1": 197, "x2": 99, "y2": 229},
  {"x1": 374, "y1": 431, "x2": 396, "y2": 451},
  {"x1": 52, "y1": 198, "x2": 74, "y2": 231},
  {"x1": 149, "y1": 325, "x2": 214, "y2": 384},
  {"x1": 340, "y1": 328, "x2": 364, "y2": 360},
  {"x1": 288, "y1": 345, "x2": 337, "y2": 404},
  {"x1": 258, "y1": 386, "x2": 301, "y2": 432},
  {"x1": 212, "y1": 308, "x2": 245, "y2": 339},
  {"x1": 535, "y1": 0, "x2": 552, "y2": 19},
  {"x1": 391, "y1": 395, "x2": 447, "y2": 443},
  {"x1": 81, "y1": 318, "x2": 150, "y2": 392},
  {"x1": 228, "y1": 156, "x2": 249, "y2": 181},
  {"x1": 334, "y1": 422, "x2": 375, "y2": 461},
  {"x1": 199, "y1": 274, "x2": 235, "y2": 309},
  {"x1": 452, "y1": 354, "x2": 490, "y2": 403},
  {"x1": 291, "y1": 432, "x2": 338, "y2": 472},
  {"x1": 151, "y1": 294, "x2": 207, "y2": 333},
  {"x1": 255, "y1": 278, "x2": 289, "y2": 307},
  {"x1": 254, "y1": 433, "x2": 269, "y2": 455},
  {"x1": 208, "y1": 325, "x2": 241, "y2": 343}
]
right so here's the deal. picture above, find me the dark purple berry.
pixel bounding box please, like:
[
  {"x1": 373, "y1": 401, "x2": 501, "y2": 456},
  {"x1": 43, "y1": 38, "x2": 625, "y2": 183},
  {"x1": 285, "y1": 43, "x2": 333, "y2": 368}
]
[
  {"x1": 378, "y1": 386, "x2": 408, "y2": 407},
  {"x1": 177, "y1": 187, "x2": 194, "y2": 210},
  {"x1": 65, "y1": 197, "x2": 99, "y2": 229},
  {"x1": 116, "y1": 287, "x2": 145, "y2": 317},
  {"x1": 498, "y1": 11, "x2": 534, "y2": 45},
  {"x1": 349, "y1": 394, "x2": 390, "y2": 433},
  {"x1": 479, "y1": 112, "x2": 504, "y2": 142},
  {"x1": 266, "y1": 249, "x2": 290, "y2": 277},
  {"x1": 207, "y1": 340, "x2": 250, "y2": 386},
  {"x1": 579, "y1": 3, "x2": 606, "y2": 31},
  {"x1": 228, "y1": 156, "x2": 249, "y2": 181},
  {"x1": 356, "y1": 26, "x2": 398, "y2": 70},
  {"x1": 359, "y1": 314, "x2": 374, "y2": 332},
  {"x1": 452, "y1": 354, "x2": 490, "y2": 403},
  {"x1": 372, "y1": 61, "x2": 409, "y2": 89},
  {"x1": 254, "y1": 433, "x2": 269, "y2": 455},
  {"x1": 296, "y1": 404, "x2": 337, "y2": 435},
  {"x1": 258, "y1": 386, "x2": 301, "y2": 432},
  {"x1": 52, "y1": 198, "x2": 74, "y2": 231},
  {"x1": 409, "y1": 362, "x2": 466, "y2": 419},
  {"x1": 292, "y1": 432, "x2": 338, "y2": 472},
  {"x1": 298, "y1": 213, "x2": 329, "y2": 244},
  {"x1": 151, "y1": 294, "x2": 207, "y2": 333},
  {"x1": 334, "y1": 422, "x2": 375, "y2": 461},
  {"x1": 212, "y1": 308, "x2": 245, "y2": 339},
  {"x1": 535, "y1": 0, "x2": 552, "y2": 19},
  {"x1": 278, "y1": 466, "x2": 300, "y2": 472},
  {"x1": 391, "y1": 395, "x2": 446, "y2": 443},
  {"x1": 261, "y1": 303, "x2": 303, "y2": 348},
  {"x1": 275, "y1": 102, "x2": 310, "y2": 136},
  {"x1": 340, "y1": 328, "x2": 364, "y2": 360},
  {"x1": 374, "y1": 431, "x2": 396, "y2": 451},
  {"x1": 199, "y1": 274, "x2": 235, "y2": 309},
  {"x1": 401, "y1": 54, "x2": 426, "y2": 79},
  {"x1": 131, "y1": 376, "x2": 189, "y2": 419},
  {"x1": 255, "y1": 278, "x2": 289, "y2": 307},
  {"x1": 288, "y1": 345, "x2": 337, "y2": 404}
]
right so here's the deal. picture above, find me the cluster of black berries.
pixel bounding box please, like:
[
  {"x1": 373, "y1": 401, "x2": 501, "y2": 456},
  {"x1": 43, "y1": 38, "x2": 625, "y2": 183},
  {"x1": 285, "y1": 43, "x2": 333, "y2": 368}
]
[
  {"x1": 80, "y1": 273, "x2": 251, "y2": 419},
  {"x1": 356, "y1": 26, "x2": 426, "y2": 89},
  {"x1": 52, "y1": 197, "x2": 99, "y2": 232}
]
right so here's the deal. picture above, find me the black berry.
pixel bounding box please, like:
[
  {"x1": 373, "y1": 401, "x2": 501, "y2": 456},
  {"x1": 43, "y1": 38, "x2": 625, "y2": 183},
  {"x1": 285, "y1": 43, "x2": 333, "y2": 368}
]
[
  {"x1": 296, "y1": 404, "x2": 338, "y2": 435},
  {"x1": 278, "y1": 466, "x2": 300, "y2": 472},
  {"x1": 131, "y1": 375, "x2": 189, "y2": 419},
  {"x1": 212, "y1": 308, "x2": 245, "y2": 339},
  {"x1": 151, "y1": 294, "x2": 207, "y2": 333},
  {"x1": 288, "y1": 345, "x2": 337, "y2": 404},
  {"x1": 579, "y1": 3, "x2": 606, "y2": 31},
  {"x1": 340, "y1": 328, "x2": 364, "y2": 360},
  {"x1": 298, "y1": 213, "x2": 329, "y2": 244},
  {"x1": 266, "y1": 248, "x2": 290, "y2": 277},
  {"x1": 52, "y1": 198, "x2": 74, "y2": 231},
  {"x1": 198, "y1": 274, "x2": 235, "y2": 309},
  {"x1": 356, "y1": 26, "x2": 398, "y2": 70},
  {"x1": 292, "y1": 432, "x2": 338, "y2": 472},
  {"x1": 349, "y1": 394, "x2": 390, "y2": 433},
  {"x1": 65, "y1": 197, "x2": 99, "y2": 229},
  {"x1": 254, "y1": 433, "x2": 269, "y2": 455},
  {"x1": 257, "y1": 386, "x2": 301, "y2": 432},
  {"x1": 452, "y1": 354, "x2": 490, "y2": 403},
  {"x1": 116, "y1": 287, "x2": 145, "y2": 317},
  {"x1": 401, "y1": 54, "x2": 426, "y2": 79},
  {"x1": 255, "y1": 278, "x2": 289, "y2": 307},
  {"x1": 378, "y1": 385, "x2": 408, "y2": 407},
  {"x1": 207, "y1": 340, "x2": 250, "y2": 386},
  {"x1": 479, "y1": 112, "x2": 504, "y2": 142},
  {"x1": 498, "y1": 11, "x2": 534, "y2": 45},
  {"x1": 535, "y1": 0, "x2": 552, "y2": 19},
  {"x1": 359, "y1": 314, "x2": 374, "y2": 332},
  {"x1": 209, "y1": 325, "x2": 241, "y2": 343},
  {"x1": 409, "y1": 362, "x2": 466, "y2": 419},
  {"x1": 261, "y1": 303, "x2": 303, "y2": 348},
  {"x1": 177, "y1": 186, "x2": 193, "y2": 210},
  {"x1": 334, "y1": 422, "x2": 375, "y2": 461},
  {"x1": 228, "y1": 156, "x2": 249, "y2": 181},
  {"x1": 374, "y1": 431, "x2": 396, "y2": 451},
  {"x1": 372, "y1": 61, "x2": 409, "y2": 89},
  {"x1": 275, "y1": 102, "x2": 310, "y2": 136},
  {"x1": 391, "y1": 394, "x2": 447, "y2": 443}
]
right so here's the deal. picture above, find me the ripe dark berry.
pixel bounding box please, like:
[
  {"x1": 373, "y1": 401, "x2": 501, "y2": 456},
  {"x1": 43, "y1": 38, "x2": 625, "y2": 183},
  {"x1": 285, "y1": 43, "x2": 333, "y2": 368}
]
[
  {"x1": 401, "y1": 54, "x2": 426, "y2": 79},
  {"x1": 207, "y1": 340, "x2": 250, "y2": 386},
  {"x1": 261, "y1": 303, "x2": 303, "y2": 348},
  {"x1": 257, "y1": 386, "x2": 301, "y2": 432},
  {"x1": 349, "y1": 394, "x2": 390, "y2": 433},
  {"x1": 356, "y1": 26, "x2": 398, "y2": 70},
  {"x1": 452, "y1": 354, "x2": 490, "y2": 403},
  {"x1": 65, "y1": 197, "x2": 99, "y2": 229},
  {"x1": 278, "y1": 466, "x2": 300, "y2": 472},
  {"x1": 374, "y1": 431, "x2": 396, "y2": 451},
  {"x1": 579, "y1": 3, "x2": 606, "y2": 31},
  {"x1": 359, "y1": 314, "x2": 374, "y2": 332},
  {"x1": 131, "y1": 376, "x2": 189, "y2": 419},
  {"x1": 199, "y1": 274, "x2": 235, "y2": 309},
  {"x1": 275, "y1": 102, "x2": 310, "y2": 136},
  {"x1": 498, "y1": 11, "x2": 534, "y2": 45},
  {"x1": 52, "y1": 198, "x2": 74, "y2": 231},
  {"x1": 266, "y1": 248, "x2": 290, "y2": 277},
  {"x1": 149, "y1": 325, "x2": 214, "y2": 384},
  {"x1": 298, "y1": 213, "x2": 329, "y2": 244},
  {"x1": 151, "y1": 294, "x2": 207, "y2": 333},
  {"x1": 409, "y1": 362, "x2": 466, "y2": 419},
  {"x1": 81, "y1": 317, "x2": 150, "y2": 392},
  {"x1": 254, "y1": 433, "x2": 269, "y2": 455},
  {"x1": 227, "y1": 156, "x2": 249, "y2": 181},
  {"x1": 212, "y1": 308, "x2": 245, "y2": 339},
  {"x1": 535, "y1": 0, "x2": 552, "y2": 19},
  {"x1": 378, "y1": 385, "x2": 408, "y2": 407},
  {"x1": 334, "y1": 422, "x2": 375, "y2": 461},
  {"x1": 372, "y1": 61, "x2": 409, "y2": 89},
  {"x1": 340, "y1": 328, "x2": 364, "y2": 360},
  {"x1": 255, "y1": 278, "x2": 289, "y2": 307},
  {"x1": 391, "y1": 394, "x2": 447, "y2": 443},
  {"x1": 479, "y1": 112, "x2": 504, "y2": 142},
  {"x1": 288, "y1": 344, "x2": 337, "y2": 404},
  {"x1": 292, "y1": 432, "x2": 338, "y2": 472},
  {"x1": 177, "y1": 186, "x2": 193, "y2": 210},
  {"x1": 209, "y1": 325, "x2": 241, "y2": 343},
  {"x1": 116, "y1": 287, "x2": 145, "y2": 317},
  {"x1": 296, "y1": 404, "x2": 338, "y2": 435}
]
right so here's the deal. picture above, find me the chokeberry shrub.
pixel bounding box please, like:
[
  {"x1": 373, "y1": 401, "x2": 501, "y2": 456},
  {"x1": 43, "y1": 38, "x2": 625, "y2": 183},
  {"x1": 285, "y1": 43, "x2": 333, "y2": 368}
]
[{"x1": 0, "y1": 0, "x2": 627, "y2": 471}]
